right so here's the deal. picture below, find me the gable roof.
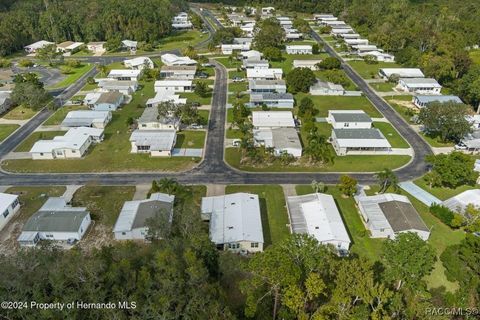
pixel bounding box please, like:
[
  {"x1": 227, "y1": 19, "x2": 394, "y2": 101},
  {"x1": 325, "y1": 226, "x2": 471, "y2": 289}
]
[
  {"x1": 330, "y1": 110, "x2": 372, "y2": 123},
  {"x1": 129, "y1": 130, "x2": 176, "y2": 151},
  {"x1": 252, "y1": 111, "x2": 295, "y2": 128}
]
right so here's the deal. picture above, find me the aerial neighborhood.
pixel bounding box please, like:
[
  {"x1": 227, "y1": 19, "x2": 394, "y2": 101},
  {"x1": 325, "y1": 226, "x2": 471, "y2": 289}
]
[{"x1": 0, "y1": 1, "x2": 479, "y2": 318}]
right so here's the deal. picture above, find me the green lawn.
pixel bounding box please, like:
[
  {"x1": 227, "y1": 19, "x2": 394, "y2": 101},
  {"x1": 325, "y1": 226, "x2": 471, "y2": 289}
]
[
  {"x1": 198, "y1": 110, "x2": 210, "y2": 124},
  {"x1": 228, "y1": 81, "x2": 248, "y2": 93},
  {"x1": 0, "y1": 124, "x2": 19, "y2": 142},
  {"x1": 295, "y1": 93, "x2": 382, "y2": 117},
  {"x1": 226, "y1": 128, "x2": 243, "y2": 139},
  {"x1": 3, "y1": 81, "x2": 200, "y2": 173},
  {"x1": 71, "y1": 185, "x2": 135, "y2": 226},
  {"x1": 413, "y1": 177, "x2": 479, "y2": 201},
  {"x1": 348, "y1": 60, "x2": 401, "y2": 79},
  {"x1": 15, "y1": 131, "x2": 67, "y2": 152},
  {"x1": 370, "y1": 82, "x2": 394, "y2": 92},
  {"x1": 225, "y1": 148, "x2": 411, "y2": 172},
  {"x1": 48, "y1": 64, "x2": 94, "y2": 89},
  {"x1": 385, "y1": 96, "x2": 416, "y2": 124},
  {"x1": 157, "y1": 30, "x2": 208, "y2": 51},
  {"x1": 229, "y1": 70, "x2": 246, "y2": 80},
  {"x1": 175, "y1": 130, "x2": 206, "y2": 148},
  {"x1": 225, "y1": 185, "x2": 290, "y2": 246},
  {"x1": 4, "y1": 186, "x2": 66, "y2": 223},
  {"x1": 296, "y1": 185, "x2": 385, "y2": 261},
  {"x1": 313, "y1": 69, "x2": 357, "y2": 91},
  {"x1": 228, "y1": 91, "x2": 249, "y2": 105},
  {"x1": 81, "y1": 83, "x2": 98, "y2": 91},
  {"x1": 469, "y1": 49, "x2": 480, "y2": 65},
  {"x1": 373, "y1": 122, "x2": 410, "y2": 148},
  {"x1": 214, "y1": 57, "x2": 242, "y2": 69},
  {"x1": 2, "y1": 105, "x2": 37, "y2": 120},
  {"x1": 179, "y1": 92, "x2": 212, "y2": 105},
  {"x1": 43, "y1": 105, "x2": 89, "y2": 125},
  {"x1": 270, "y1": 53, "x2": 329, "y2": 73},
  {"x1": 421, "y1": 133, "x2": 455, "y2": 148}
]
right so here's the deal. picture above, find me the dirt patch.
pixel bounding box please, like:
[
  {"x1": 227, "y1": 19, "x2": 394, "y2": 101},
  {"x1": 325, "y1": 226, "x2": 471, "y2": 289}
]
[
  {"x1": 389, "y1": 99, "x2": 418, "y2": 111},
  {"x1": 77, "y1": 222, "x2": 115, "y2": 252}
]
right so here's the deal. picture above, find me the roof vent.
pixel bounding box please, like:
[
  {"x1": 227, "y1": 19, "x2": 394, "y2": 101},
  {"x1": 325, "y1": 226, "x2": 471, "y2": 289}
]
[
  {"x1": 228, "y1": 226, "x2": 234, "y2": 230},
  {"x1": 315, "y1": 226, "x2": 319, "y2": 229}
]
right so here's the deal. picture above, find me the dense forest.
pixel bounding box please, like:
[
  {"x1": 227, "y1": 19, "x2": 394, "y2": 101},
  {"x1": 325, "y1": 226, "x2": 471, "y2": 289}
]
[{"x1": 0, "y1": 0, "x2": 187, "y2": 56}]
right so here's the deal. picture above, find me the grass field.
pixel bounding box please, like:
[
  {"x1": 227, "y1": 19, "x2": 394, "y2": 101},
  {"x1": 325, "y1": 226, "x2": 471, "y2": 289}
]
[
  {"x1": 413, "y1": 177, "x2": 479, "y2": 201},
  {"x1": 0, "y1": 124, "x2": 19, "y2": 142},
  {"x1": 43, "y1": 105, "x2": 89, "y2": 125},
  {"x1": 225, "y1": 185, "x2": 290, "y2": 246},
  {"x1": 157, "y1": 30, "x2": 209, "y2": 51},
  {"x1": 385, "y1": 96, "x2": 416, "y2": 124},
  {"x1": 48, "y1": 64, "x2": 94, "y2": 89},
  {"x1": 179, "y1": 92, "x2": 212, "y2": 105},
  {"x1": 313, "y1": 69, "x2": 357, "y2": 91},
  {"x1": 270, "y1": 53, "x2": 329, "y2": 73},
  {"x1": 296, "y1": 185, "x2": 384, "y2": 261},
  {"x1": 421, "y1": 133, "x2": 455, "y2": 148},
  {"x1": 469, "y1": 49, "x2": 480, "y2": 65},
  {"x1": 3, "y1": 81, "x2": 200, "y2": 173},
  {"x1": 348, "y1": 60, "x2": 401, "y2": 79},
  {"x1": 373, "y1": 122, "x2": 410, "y2": 148},
  {"x1": 81, "y1": 83, "x2": 98, "y2": 91},
  {"x1": 72, "y1": 185, "x2": 135, "y2": 226},
  {"x1": 228, "y1": 70, "x2": 246, "y2": 80},
  {"x1": 370, "y1": 82, "x2": 394, "y2": 92},
  {"x1": 15, "y1": 131, "x2": 66, "y2": 152},
  {"x1": 2, "y1": 105, "x2": 37, "y2": 120},
  {"x1": 228, "y1": 82, "x2": 248, "y2": 93},
  {"x1": 228, "y1": 91, "x2": 249, "y2": 105},
  {"x1": 225, "y1": 148, "x2": 411, "y2": 172},
  {"x1": 295, "y1": 93, "x2": 382, "y2": 117},
  {"x1": 214, "y1": 57, "x2": 242, "y2": 69},
  {"x1": 175, "y1": 130, "x2": 206, "y2": 148}
]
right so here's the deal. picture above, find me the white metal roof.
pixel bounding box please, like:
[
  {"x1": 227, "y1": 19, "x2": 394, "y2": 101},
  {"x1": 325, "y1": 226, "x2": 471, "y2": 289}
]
[
  {"x1": 108, "y1": 69, "x2": 141, "y2": 78},
  {"x1": 0, "y1": 193, "x2": 18, "y2": 214},
  {"x1": 160, "y1": 53, "x2": 197, "y2": 66},
  {"x1": 380, "y1": 68, "x2": 424, "y2": 78},
  {"x1": 124, "y1": 57, "x2": 153, "y2": 68},
  {"x1": 333, "y1": 128, "x2": 391, "y2": 148},
  {"x1": 443, "y1": 189, "x2": 480, "y2": 213},
  {"x1": 61, "y1": 110, "x2": 110, "y2": 127},
  {"x1": 293, "y1": 59, "x2": 322, "y2": 67},
  {"x1": 246, "y1": 68, "x2": 282, "y2": 79},
  {"x1": 30, "y1": 127, "x2": 103, "y2": 153},
  {"x1": 286, "y1": 45, "x2": 312, "y2": 50},
  {"x1": 252, "y1": 111, "x2": 295, "y2": 128},
  {"x1": 25, "y1": 40, "x2": 54, "y2": 50},
  {"x1": 202, "y1": 193, "x2": 264, "y2": 244},
  {"x1": 400, "y1": 78, "x2": 442, "y2": 88},
  {"x1": 146, "y1": 92, "x2": 186, "y2": 106},
  {"x1": 122, "y1": 40, "x2": 138, "y2": 47},
  {"x1": 288, "y1": 193, "x2": 350, "y2": 245},
  {"x1": 129, "y1": 130, "x2": 176, "y2": 151},
  {"x1": 154, "y1": 80, "x2": 192, "y2": 87},
  {"x1": 240, "y1": 50, "x2": 262, "y2": 58}
]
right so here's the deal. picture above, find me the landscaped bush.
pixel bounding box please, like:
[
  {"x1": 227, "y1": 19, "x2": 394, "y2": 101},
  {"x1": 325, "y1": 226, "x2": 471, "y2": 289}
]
[
  {"x1": 429, "y1": 203, "x2": 456, "y2": 227},
  {"x1": 18, "y1": 59, "x2": 34, "y2": 68}
]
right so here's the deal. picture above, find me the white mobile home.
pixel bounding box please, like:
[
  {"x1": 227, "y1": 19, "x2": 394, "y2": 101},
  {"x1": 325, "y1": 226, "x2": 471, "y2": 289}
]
[
  {"x1": 154, "y1": 80, "x2": 193, "y2": 93},
  {"x1": 129, "y1": 130, "x2": 176, "y2": 157},
  {"x1": 413, "y1": 95, "x2": 463, "y2": 108},
  {"x1": 108, "y1": 69, "x2": 141, "y2": 81},
  {"x1": 18, "y1": 197, "x2": 91, "y2": 247},
  {"x1": 61, "y1": 110, "x2": 112, "y2": 129},
  {"x1": 253, "y1": 127, "x2": 302, "y2": 157},
  {"x1": 0, "y1": 193, "x2": 20, "y2": 232},
  {"x1": 379, "y1": 68, "x2": 424, "y2": 80},
  {"x1": 24, "y1": 40, "x2": 54, "y2": 53},
  {"x1": 0, "y1": 91, "x2": 12, "y2": 114},
  {"x1": 98, "y1": 80, "x2": 138, "y2": 95},
  {"x1": 248, "y1": 80, "x2": 287, "y2": 94},
  {"x1": 286, "y1": 45, "x2": 312, "y2": 55},
  {"x1": 309, "y1": 80, "x2": 345, "y2": 96},
  {"x1": 201, "y1": 193, "x2": 264, "y2": 252},
  {"x1": 124, "y1": 57, "x2": 154, "y2": 70},
  {"x1": 330, "y1": 128, "x2": 391, "y2": 156},
  {"x1": 327, "y1": 110, "x2": 372, "y2": 129},
  {"x1": 397, "y1": 78, "x2": 442, "y2": 94},
  {"x1": 160, "y1": 66, "x2": 197, "y2": 80},
  {"x1": 161, "y1": 53, "x2": 197, "y2": 66},
  {"x1": 292, "y1": 59, "x2": 322, "y2": 70},
  {"x1": 137, "y1": 106, "x2": 179, "y2": 130},
  {"x1": 92, "y1": 91, "x2": 124, "y2": 111},
  {"x1": 252, "y1": 111, "x2": 295, "y2": 129},
  {"x1": 249, "y1": 92, "x2": 294, "y2": 108},
  {"x1": 246, "y1": 68, "x2": 283, "y2": 80}
]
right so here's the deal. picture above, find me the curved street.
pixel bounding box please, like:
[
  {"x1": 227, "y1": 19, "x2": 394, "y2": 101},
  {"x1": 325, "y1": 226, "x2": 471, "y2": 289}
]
[{"x1": 0, "y1": 9, "x2": 432, "y2": 186}]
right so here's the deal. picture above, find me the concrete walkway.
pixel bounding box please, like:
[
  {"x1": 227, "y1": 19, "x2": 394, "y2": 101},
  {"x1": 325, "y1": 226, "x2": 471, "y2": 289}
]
[
  {"x1": 35, "y1": 125, "x2": 63, "y2": 132},
  {"x1": 377, "y1": 91, "x2": 413, "y2": 97},
  {"x1": 206, "y1": 184, "x2": 225, "y2": 197},
  {"x1": 432, "y1": 147, "x2": 455, "y2": 155},
  {"x1": 281, "y1": 184, "x2": 297, "y2": 197},
  {"x1": 133, "y1": 184, "x2": 150, "y2": 200},
  {"x1": 2, "y1": 152, "x2": 30, "y2": 160},
  {"x1": 371, "y1": 117, "x2": 389, "y2": 122},
  {"x1": 399, "y1": 181, "x2": 441, "y2": 206},
  {"x1": 0, "y1": 118, "x2": 28, "y2": 125},
  {"x1": 62, "y1": 185, "x2": 83, "y2": 202}
]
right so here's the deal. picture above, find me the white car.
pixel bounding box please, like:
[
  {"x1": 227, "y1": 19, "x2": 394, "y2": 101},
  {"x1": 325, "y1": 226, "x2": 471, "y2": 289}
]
[{"x1": 232, "y1": 139, "x2": 241, "y2": 147}]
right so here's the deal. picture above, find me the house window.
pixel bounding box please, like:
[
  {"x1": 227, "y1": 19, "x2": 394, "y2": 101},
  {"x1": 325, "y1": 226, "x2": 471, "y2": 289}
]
[
  {"x1": 122, "y1": 232, "x2": 126, "y2": 235},
  {"x1": 138, "y1": 145, "x2": 150, "y2": 151},
  {"x1": 56, "y1": 151, "x2": 63, "y2": 155},
  {"x1": 380, "y1": 228, "x2": 385, "y2": 232},
  {"x1": 2, "y1": 209, "x2": 9, "y2": 218},
  {"x1": 12, "y1": 198, "x2": 19, "y2": 208},
  {"x1": 228, "y1": 243, "x2": 240, "y2": 249},
  {"x1": 251, "y1": 242, "x2": 259, "y2": 248},
  {"x1": 71, "y1": 150, "x2": 76, "y2": 153}
]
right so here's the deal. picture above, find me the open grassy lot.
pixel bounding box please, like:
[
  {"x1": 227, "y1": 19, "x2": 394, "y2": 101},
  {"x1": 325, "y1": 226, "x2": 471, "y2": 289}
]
[
  {"x1": 295, "y1": 93, "x2": 382, "y2": 117},
  {"x1": 225, "y1": 148, "x2": 411, "y2": 172},
  {"x1": 421, "y1": 133, "x2": 455, "y2": 148},
  {"x1": 0, "y1": 124, "x2": 19, "y2": 142},
  {"x1": 225, "y1": 185, "x2": 290, "y2": 246},
  {"x1": 157, "y1": 30, "x2": 208, "y2": 51},
  {"x1": 385, "y1": 96, "x2": 416, "y2": 124},
  {"x1": 348, "y1": 60, "x2": 401, "y2": 79},
  {"x1": 228, "y1": 70, "x2": 246, "y2": 80},
  {"x1": 48, "y1": 64, "x2": 94, "y2": 89},
  {"x1": 72, "y1": 185, "x2": 135, "y2": 226},
  {"x1": 81, "y1": 83, "x2": 98, "y2": 91},
  {"x1": 15, "y1": 131, "x2": 66, "y2": 152},
  {"x1": 270, "y1": 53, "x2": 330, "y2": 73},
  {"x1": 179, "y1": 92, "x2": 212, "y2": 105},
  {"x1": 296, "y1": 185, "x2": 384, "y2": 261},
  {"x1": 214, "y1": 57, "x2": 242, "y2": 69},
  {"x1": 226, "y1": 128, "x2": 243, "y2": 139},
  {"x1": 228, "y1": 91, "x2": 249, "y2": 105},
  {"x1": 175, "y1": 130, "x2": 206, "y2": 148},
  {"x1": 228, "y1": 81, "x2": 248, "y2": 93},
  {"x1": 313, "y1": 69, "x2": 358, "y2": 91},
  {"x1": 43, "y1": 105, "x2": 89, "y2": 125},
  {"x1": 3, "y1": 81, "x2": 200, "y2": 173},
  {"x1": 413, "y1": 177, "x2": 479, "y2": 201},
  {"x1": 365, "y1": 185, "x2": 465, "y2": 292},
  {"x1": 373, "y1": 122, "x2": 410, "y2": 148},
  {"x1": 370, "y1": 82, "x2": 394, "y2": 92},
  {"x1": 2, "y1": 105, "x2": 37, "y2": 120}
]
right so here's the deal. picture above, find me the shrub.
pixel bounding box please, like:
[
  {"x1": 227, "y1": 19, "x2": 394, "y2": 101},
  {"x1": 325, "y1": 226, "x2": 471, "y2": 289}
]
[
  {"x1": 18, "y1": 59, "x2": 34, "y2": 68},
  {"x1": 429, "y1": 203, "x2": 456, "y2": 227},
  {"x1": 0, "y1": 58, "x2": 11, "y2": 68}
]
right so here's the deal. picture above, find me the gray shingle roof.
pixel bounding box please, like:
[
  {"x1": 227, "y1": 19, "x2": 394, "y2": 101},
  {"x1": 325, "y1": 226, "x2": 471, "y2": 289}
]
[
  {"x1": 331, "y1": 112, "x2": 372, "y2": 123},
  {"x1": 333, "y1": 128, "x2": 384, "y2": 139}
]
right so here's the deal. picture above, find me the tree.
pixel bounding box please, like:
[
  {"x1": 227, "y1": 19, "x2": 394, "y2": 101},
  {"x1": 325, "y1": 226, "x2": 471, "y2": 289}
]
[
  {"x1": 182, "y1": 45, "x2": 198, "y2": 59},
  {"x1": 64, "y1": 59, "x2": 81, "y2": 68},
  {"x1": 455, "y1": 65, "x2": 480, "y2": 109},
  {"x1": 11, "y1": 73, "x2": 49, "y2": 110},
  {"x1": 363, "y1": 54, "x2": 378, "y2": 64},
  {"x1": 382, "y1": 233, "x2": 436, "y2": 290},
  {"x1": 194, "y1": 81, "x2": 209, "y2": 98},
  {"x1": 375, "y1": 168, "x2": 399, "y2": 193},
  {"x1": 0, "y1": 58, "x2": 11, "y2": 68},
  {"x1": 311, "y1": 180, "x2": 326, "y2": 193},
  {"x1": 97, "y1": 64, "x2": 111, "y2": 77},
  {"x1": 253, "y1": 17, "x2": 285, "y2": 51},
  {"x1": 286, "y1": 67, "x2": 316, "y2": 93},
  {"x1": 462, "y1": 204, "x2": 480, "y2": 232},
  {"x1": 304, "y1": 130, "x2": 334, "y2": 164},
  {"x1": 425, "y1": 152, "x2": 479, "y2": 188},
  {"x1": 338, "y1": 175, "x2": 357, "y2": 197},
  {"x1": 297, "y1": 96, "x2": 315, "y2": 117},
  {"x1": 105, "y1": 37, "x2": 122, "y2": 52},
  {"x1": 292, "y1": 18, "x2": 310, "y2": 34},
  {"x1": 36, "y1": 43, "x2": 62, "y2": 66},
  {"x1": 262, "y1": 46, "x2": 283, "y2": 62},
  {"x1": 418, "y1": 101, "x2": 472, "y2": 142},
  {"x1": 312, "y1": 43, "x2": 320, "y2": 55},
  {"x1": 317, "y1": 57, "x2": 341, "y2": 70}
]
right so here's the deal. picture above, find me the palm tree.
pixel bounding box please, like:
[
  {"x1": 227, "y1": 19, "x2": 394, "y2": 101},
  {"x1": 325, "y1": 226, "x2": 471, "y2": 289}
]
[
  {"x1": 375, "y1": 169, "x2": 399, "y2": 193},
  {"x1": 311, "y1": 180, "x2": 326, "y2": 193},
  {"x1": 157, "y1": 178, "x2": 179, "y2": 194}
]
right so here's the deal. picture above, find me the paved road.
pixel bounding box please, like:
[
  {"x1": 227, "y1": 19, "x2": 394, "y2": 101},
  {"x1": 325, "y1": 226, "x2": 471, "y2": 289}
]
[{"x1": 0, "y1": 9, "x2": 431, "y2": 186}]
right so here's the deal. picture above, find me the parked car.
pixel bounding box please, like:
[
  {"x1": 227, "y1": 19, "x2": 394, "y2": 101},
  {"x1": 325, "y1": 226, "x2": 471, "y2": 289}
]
[
  {"x1": 455, "y1": 143, "x2": 467, "y2": 150},
  {"x1": 190, "y1": 124, "x2": 204, "y2": 129},
  {"x1": 232, "y1": 139, "x2": 242, "y2": 147},
  {"x1": 232, "y1": 76, "x2": 244, "y2": 82},
  {"x1": 191, "y1": 102, "x2": 201, "y2": 107},
  {"x1": 196, "y1": 71, "x2": 209, "y2": 78},
  {"x1": 201, "y1": 63, "x2": 214, "y2": 67}
]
